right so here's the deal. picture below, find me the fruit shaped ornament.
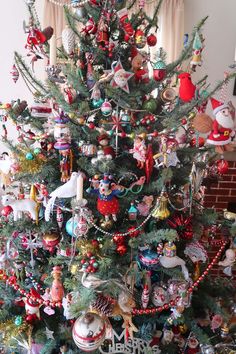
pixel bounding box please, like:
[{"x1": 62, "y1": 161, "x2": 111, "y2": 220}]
[
  {"x1": 72, "y1": 312, "x2": 106, "y2": 351},
  {"x1": 53, "y1": 112, "x2": 72, "y2": 182},
  {"x1": 178, "y1": 72, "x2": 196, "y2": 102},
  {"x1": 86, "y1": 174, "x2": 123, "y2": 222},
  {"x1": 152, "y1": 57, "x2": 166, "y2": 81}
]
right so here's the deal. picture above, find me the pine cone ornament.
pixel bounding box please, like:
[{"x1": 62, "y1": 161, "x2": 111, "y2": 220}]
[
  {"x1": 91, "y1": 294, "x2": 114, "y2": 316},
  {"x1": 62, "y1": 26, "x2": 75, "y2": 55}
]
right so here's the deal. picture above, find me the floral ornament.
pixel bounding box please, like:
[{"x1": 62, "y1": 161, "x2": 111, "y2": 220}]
[{"x1": 167, "y1": 213, "x2": 193, "y2": 240}]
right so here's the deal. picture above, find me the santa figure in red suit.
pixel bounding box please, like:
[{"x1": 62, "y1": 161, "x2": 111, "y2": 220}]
[{"x1": 207, "y1": 98, "x2": 235, "y2": 152}]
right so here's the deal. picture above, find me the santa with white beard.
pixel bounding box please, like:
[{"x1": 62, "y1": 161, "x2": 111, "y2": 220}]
[{"x1": 207, "y1": 98, "x2": 235, "y2": 147}]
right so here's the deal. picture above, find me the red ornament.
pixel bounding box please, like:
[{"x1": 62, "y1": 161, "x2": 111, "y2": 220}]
[
  {"x1": 116, "y1": 244, "x2": 127, "y2": 255},
  {"x1": 25, "y1": 313, "x2": 38, "y2": 324},
  {"x1": 127, "y1": 227, "x2": 140, "y2": 238},
  {"x1": 190, "y1": 136, "x2": 205, "y2": 147},
  {"x1": 216, "y1": 159, "x2": 229, "y2": 175},
  {"x1": 1, "y1": 205, "x2": 13, "y2": 217},
  {"x1": 168, "y1": 214, "x2": 193, "y2": 240},
  {"x1": 113, "y1": 232, "x2": 126, "y2": 245},
  {"x1": 178, "y1": 72, "x2": 196, "y2": 102},
  {"x1": 147, "y1": 34, "x2": 157, "y2": 47},
  {"x1": 145, "y1": 144, "x2": 154, "y2": 184}
]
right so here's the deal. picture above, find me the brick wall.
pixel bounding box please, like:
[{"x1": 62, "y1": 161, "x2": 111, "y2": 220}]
[{"x1": 204, "y1": 161, "x2": 236, "y2": 278}]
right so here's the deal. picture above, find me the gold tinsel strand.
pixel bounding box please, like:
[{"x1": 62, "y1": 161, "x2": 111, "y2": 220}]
[
  {"x1": 18, "y1": 151, "x2": 47, "y2": 174},
  {"x1": 0, "y1": 319, "x2": 30, "y2": 347}
]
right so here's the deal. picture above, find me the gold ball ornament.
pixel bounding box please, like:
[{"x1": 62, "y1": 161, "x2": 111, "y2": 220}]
[
  {"x1": 70, "y1": 264, "x2": 79, "y2": 275},
  {"x1": 99, "y1": 218, "x2": 113, "y2": 231},
  {"x1": 178, "y1": 323, "x2": 188, "y2": 334}
]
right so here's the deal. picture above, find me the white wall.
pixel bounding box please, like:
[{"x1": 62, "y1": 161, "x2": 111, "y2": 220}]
[
  {"x1": 184, "y1": 0, "x2": 236, "y2": 108},
  {"x1": 0, "y1": 0, "x2": 44, "y2": 152}
]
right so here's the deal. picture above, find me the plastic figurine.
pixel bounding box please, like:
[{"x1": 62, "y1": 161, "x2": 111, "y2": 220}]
[
  {"x1": 50, "y1": 266, "x2": 64, "y2": 302},
  {"x1": 129, "y1": 135, "x2": 147, "y2": 169}
]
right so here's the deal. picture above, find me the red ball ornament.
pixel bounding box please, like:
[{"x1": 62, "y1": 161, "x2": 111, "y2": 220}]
[
  {"x1": 181, "y1": 118, "x2": 187, "y2": 125},
  {"x1": 1, "y1": 205, "x2": 13, "y2": 217},
  {"x1": 147, "y1": 34, "x2": 157, "y2": 47},
  {"x1": 127, "y1": 226, "x2": 140, "y2": 238},
  {"x1": 216, "y1": 159, "x2": 229, "y2": 175},
  {"x1": 25, "y1": 313, "x2": 37, "y2": 324},
  {"x1": 91, "y1": 239, "x2": 99, "y2": 248},
  {"x1": 113, "y1": 232, "x2": 125, "y2": 245},
  {"x1": 116, "y1": 244, "x2": 127, "y2": 255},
  {"x1": 190, "y1": 137, "x2": 205, "y2": 147}
]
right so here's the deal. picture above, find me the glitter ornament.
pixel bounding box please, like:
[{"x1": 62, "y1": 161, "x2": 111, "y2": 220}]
[
  {"x1": 72, "y1": 312, "x2": 106, "y2": 351},
  {"x1": 147, "y1": 33, "x2": 157, "y2": 46},
  {"x1": 10, "y1": 64, "x2": 19, "y2": 83},
  {"x1": 152, "y1": 59, "x2": 166, "y2": 81},
  {"x1": 62, "y1": 26, "x2": 75, "y2": 55}
]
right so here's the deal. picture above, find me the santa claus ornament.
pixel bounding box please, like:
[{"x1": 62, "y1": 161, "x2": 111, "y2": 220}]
[
  {"x1": 110, "y1": 60, "x2": 134, "y2": 93},
  {"x1": 206, "y1": 98, "x2": 235, "y2": 150}
]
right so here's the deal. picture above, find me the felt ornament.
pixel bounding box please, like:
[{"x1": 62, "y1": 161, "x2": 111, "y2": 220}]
[{"x1": 178, "y1": 72, "x2": 196, "y2": 102}]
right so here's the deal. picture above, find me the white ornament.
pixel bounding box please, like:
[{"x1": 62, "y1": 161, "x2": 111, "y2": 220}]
[
  {"x1": 62, "y1": 26, "x2": 75, "y2": 55},
  {"x1": 1, "y1": 195, "x2": 37, "y2": 221},
  {"x1": 73, "y1": 312, "x2": 106, "y2": 351},
  {"x1": 62, "y1": 293, "x2": 74, "y2": 320},
  {"x1": 160, "y1": 255, "x2": 189, "y2": 281},
  {"x1": 44, "y1": 171, "x2": 79, "y2": 221},
  {"x1": 151, "y1": 285, "x2": 169, "y2": 307},
  {"x1": 218, "y1": 248, "x2": 236, "y2": 276}
]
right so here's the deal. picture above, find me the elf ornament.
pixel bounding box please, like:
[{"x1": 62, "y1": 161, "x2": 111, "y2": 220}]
[{"x1": 206, "y1": 98, "x2": 235, "y2": 153}]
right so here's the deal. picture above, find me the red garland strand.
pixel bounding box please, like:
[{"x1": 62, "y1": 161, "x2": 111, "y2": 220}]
[
  {"x1": 0, "y1": 240, "x2": 227, "y2": 315},
  {"x1": 132, "y1": 240, "x2": 227, "y2": 316}
]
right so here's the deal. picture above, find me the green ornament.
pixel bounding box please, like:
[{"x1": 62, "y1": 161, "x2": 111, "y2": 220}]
[
  {"x1": 92, "y1": 98, "x2": 104, "y2": 108},
  {"x1": 93, "y1": 262, "x2": 99, "y2": 268},
  {"x1": 15, "y1": 315, "x2": 23, "y2": 326},
  {"x1": 33, "y1": 147, "x2": 41, "y2": 155},
  {"x1": 142, "y1": 98, "x2": 157, "y2": 113},
  {"x1": 25, "y1": 152, "x2": 34, "y2": 160}
]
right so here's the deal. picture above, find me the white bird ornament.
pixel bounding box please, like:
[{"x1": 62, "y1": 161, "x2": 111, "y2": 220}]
[{"x1": 44, "y1": 171, "x2": 78, "y2": 221}]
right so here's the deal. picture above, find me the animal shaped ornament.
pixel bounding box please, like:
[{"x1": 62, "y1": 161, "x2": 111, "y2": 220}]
[
  {"x1": 1, "y1": 194, "x2": 37, "y2": 222},
  {"x1": 178, "y1": 72, "x2": 196, "y2": 102},
  {"x1": 44, "y1": 171, "x2": 79, "y2": 221}
]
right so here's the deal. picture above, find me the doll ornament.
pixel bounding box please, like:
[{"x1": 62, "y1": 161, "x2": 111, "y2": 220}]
[
  {"x1": 50, "y1": 265, "x2": 64, "y2": 302},
  {"x1": 129, "y1": 135, "x2": 147, "y2": 169},
  {"x1": 86, "y1": 175, "x2": 124, "y2": 222}
]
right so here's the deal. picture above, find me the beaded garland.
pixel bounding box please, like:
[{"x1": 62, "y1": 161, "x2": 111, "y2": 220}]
[{"x1": 0, "y1": 240, "x2": 227, "y2": 315}]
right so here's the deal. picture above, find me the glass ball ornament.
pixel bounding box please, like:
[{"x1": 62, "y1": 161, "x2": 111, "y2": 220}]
[
  {"x1": 72, "y1": 312, "x2": 106, "y2": 351},
  {"x1": 100, "y1": 100, "x2": 112, "y2": 116},
  {"x1": 138, "y1": 248, "x2": 160, "y2": 270},
  {"x1": 142, "y1": 98, "x2": 157, "y2": 113},
  {"x1": 92, "y1": 98, "x2": 104, "y2": 108},
  {"x1": 25, "y1": 152, "x2": 34, "y2": 160},
  {"x1": 151, "y1": 285, "x2": 169, "y2": 307},
  {"x1": 15, "y1": 315, "x2": 23, "y2": 326},
  {"x1": 33, "y1": 147, "x2": 41, "y2": 155},
  {"x1": 66, "y1": 217, "x2": 79, "y2": 237},
  {"x1": 153, "y1": 59, "x2": 166, "y2": 81}
]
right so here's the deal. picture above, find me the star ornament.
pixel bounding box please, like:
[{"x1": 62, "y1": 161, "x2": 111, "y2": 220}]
[{"x1": 110, "y1": 60, "x2": 134, "y2": 93}]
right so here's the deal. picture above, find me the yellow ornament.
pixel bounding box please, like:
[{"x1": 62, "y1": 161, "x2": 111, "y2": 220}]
[
  {"x1": 178, "y1": 323, "x2": 188, "y2": 334},
  {"x1": 70, "y1": 264, "x2": 78, "y2": 275},
  {"x1": 152, "y1": 192, "x2": 170, "y2": 220},
  {"x1": 100, "y1": 218, "x2": 113, "y2": 231}
]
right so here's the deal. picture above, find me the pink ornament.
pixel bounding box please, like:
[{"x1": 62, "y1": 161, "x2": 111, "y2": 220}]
[
  {"x1": 211, "y1": 314, "x2": 223, "y2": 332},
  {"x1": 56, "y1": 206, "x2": 63, "y2": 229},
  {"x1": 10, "y1": 64, "x2": 19, "y2": 83}
]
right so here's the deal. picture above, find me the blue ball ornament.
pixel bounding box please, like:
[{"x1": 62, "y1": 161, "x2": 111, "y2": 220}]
[
  {"x1": 25, "y1": 152, "x2": 34, "y2": 160},
  {"x1": 138, "y1": 249, "x2": 160, "y2": 271},
  {"x1": 65, "y1": 217, "x2": 78, "y2": 237},
  {"x1": 15, "y1": 315, "x2": 23, "y2": 326}
]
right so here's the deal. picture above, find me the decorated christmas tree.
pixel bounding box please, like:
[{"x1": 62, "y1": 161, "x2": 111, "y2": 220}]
[{"x1": 1, "y1": 0, "x2": 236, "y2": 353}]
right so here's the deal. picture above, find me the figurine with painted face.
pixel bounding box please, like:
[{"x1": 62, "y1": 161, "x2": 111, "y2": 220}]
[{"x1": 86, "y1": 175, "x2": 123, "y2": 222}]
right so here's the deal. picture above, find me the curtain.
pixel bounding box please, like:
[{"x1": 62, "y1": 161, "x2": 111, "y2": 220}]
[
  {"x1": 43, "y1": 0, "x2": 184, "y2": 61},
  {"x1": 158, "y1": 0, "x2": 184, "y2": 63},
  {"x1": 43, "y1": 0, "x2": 70, "y2": 46}
]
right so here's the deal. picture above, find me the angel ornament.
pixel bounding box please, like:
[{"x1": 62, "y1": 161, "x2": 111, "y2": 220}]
[
  {"x1": 153, "y1": 134, "x2": 180, "y2": 168},
  {"x1": 218, "y1": 248, "x2": 236, "y2": 276}
]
